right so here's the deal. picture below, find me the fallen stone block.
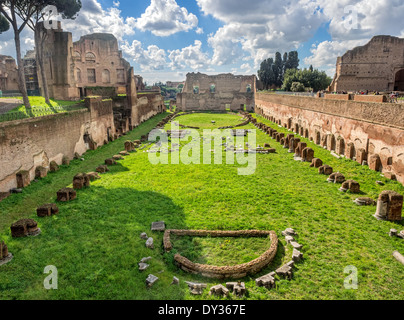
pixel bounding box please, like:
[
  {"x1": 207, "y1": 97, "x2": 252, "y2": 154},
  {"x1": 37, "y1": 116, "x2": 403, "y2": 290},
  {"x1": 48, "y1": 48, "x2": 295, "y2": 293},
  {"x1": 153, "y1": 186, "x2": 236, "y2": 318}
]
[
  {"x1": 151, "y1": 221, "x2": 166, "y2": 232},
  {"x1": 62, "y1": 156, "x2": 70, "y2": 166},
  {"x1": 146, "y1": 274, "x2": 159, "y2": 288},
  {"x1": 319, "y1": 165, "x2": 333, "y2": 175},
  {"x1": 290, "y1": 241, "x2": 303, "y2": 250},
  {"x1": 11, "y1": 219, "x2": 41, "y2": 238},
  {"x1": 0, "y1": 241, "x2": 13, "y2": 266},
  {"x1": 73, "y1": 173, "x2": 90, "y2": 190},
  {"x1": 327, "y1": 172, "x2": 345, "y2": 183},
  {"x1": 310, "y1": 158, "x2": 323, "y2": 168},
  {"x1": 292, "y1": 249, "x2": 303, "y2": 262},
  {"x1": 384, "y1": 172, "x2": 397, "y2": 181},
  {"x1": 35, "y1": 166, "x2": 47, "y2": 179},
  {"x1": 255, "y1": 272, "x2": 276, "y2": 289},
  {"x1": 374, "y1": 190, "x2": 403, "y2": 221},
  {"x1": 393, "y1": 251, "x2": 404, "y2": 265},
  {"x1": 96, "y1": 165, "x2": 109, "y2": 173},
  {"x1": 171, "y1": 276, "x2": 180, "y2": 285},
  {"x1": 138, "y1": 263, "x2": 150, "y2": 271},
  {"x1": 276, "y1": 264, "x2": 293, "y2": 279},
  {"x1": 285, "y1": 235, "x2": 294, "y2": 243},
  {"x1": 113, "y1": 155, "x2": 124, "y2": 161},
  {"x1": 185, "y1": 281, "x2": 207, "y2": 295},
  {"x1": 0, "y1": 192, "x2": 11, "y2": 202},
  {"x1": 57, "y1": 188, "x2": 77, "y2": 202},
  {"x1": 340, "y1": 180, "x2": 360, "y2": 193},
  {"x1": 105, "y1": 158, "x2": 117, "y2": 166},
  {"x1": 140, "y1": 233, "x2": 148, "y2": 240},
  {"x1": 124, "y1": 140, "x2": 136, "y2": 152},
  {"x1": 209, "y1": 284, "x2": 230, "y2": 297},
  {"x1": 87, "y1": 172, "x2": 101, "y2": 181},
  {"x1": 140, "y1": 256, "x2": 152, "y2": 264},
  {"x1": 226, "y1": 282, "x2": 246, "y2": 297},
  {"x1": 49, "y1": 161, "x2": 59, "y2": 172},
  {"x1": 354, "y1": 197, "x2": 376, "y2": 206},
  {"x1": 37, "y1": 203, "x2": 59, "y2": 217},
  {"x1": 281, "y1": 228, "x2": 297, "y2": 236}
]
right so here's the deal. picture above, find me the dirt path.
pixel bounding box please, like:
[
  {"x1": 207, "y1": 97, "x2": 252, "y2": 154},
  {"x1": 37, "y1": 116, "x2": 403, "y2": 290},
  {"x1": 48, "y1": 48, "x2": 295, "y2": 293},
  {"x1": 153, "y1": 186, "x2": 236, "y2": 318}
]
[{"x1": 0, "y1": 98, "x2": 22, "y2": 114}]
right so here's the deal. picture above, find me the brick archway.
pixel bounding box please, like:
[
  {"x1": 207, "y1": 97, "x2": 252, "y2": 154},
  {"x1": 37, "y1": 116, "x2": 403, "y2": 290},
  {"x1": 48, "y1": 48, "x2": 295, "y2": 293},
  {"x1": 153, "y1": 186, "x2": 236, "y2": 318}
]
[{"x1": 394, "y1": 69, "x2": 404, "y2": 91}]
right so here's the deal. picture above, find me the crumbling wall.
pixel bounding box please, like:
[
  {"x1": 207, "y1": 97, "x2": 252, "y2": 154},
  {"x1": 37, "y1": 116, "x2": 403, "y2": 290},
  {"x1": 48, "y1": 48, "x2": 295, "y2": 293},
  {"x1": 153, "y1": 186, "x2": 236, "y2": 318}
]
[
  {"x1": 256, "y1": 93, "x2": 404, "y2": 184},
  {"x1": 178, "y1": 73, "x2": 255, "y2": 112},
  {"x1": 330, "y1": 36, "x2": 404, "y2": 92}
]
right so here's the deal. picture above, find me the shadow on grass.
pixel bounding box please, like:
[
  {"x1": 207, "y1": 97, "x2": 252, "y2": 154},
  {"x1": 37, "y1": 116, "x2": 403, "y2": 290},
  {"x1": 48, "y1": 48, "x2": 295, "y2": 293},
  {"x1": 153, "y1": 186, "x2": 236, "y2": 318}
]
[{"x1": 0, "y1": 186, "x2": 191, "y2": 300}]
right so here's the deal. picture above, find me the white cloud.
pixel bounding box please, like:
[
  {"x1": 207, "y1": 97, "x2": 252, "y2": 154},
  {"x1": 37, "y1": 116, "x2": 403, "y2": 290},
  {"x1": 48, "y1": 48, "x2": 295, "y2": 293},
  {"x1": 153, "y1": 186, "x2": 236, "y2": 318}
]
[
  {"x1": 121, "y1": 40, "x2": 167, "y2": 72},
  {"x1": 62, "y1": 0, "x2": 135, "y2": 41},
  {"x1": 134, "y1": 0, "x2": 198, "y2": 37},
  {"x1": 198, "y1": 0, "x2": 326, "y2": 69},
  {"x1": 196, "y1": 27, "x2": 204, "y2": 34},
  {"x1": 304, "y1": 39, "x2": 368, "y2": 76},
  {"x1": 168, "y1": 40, "x2": 210, "y2": 70}
]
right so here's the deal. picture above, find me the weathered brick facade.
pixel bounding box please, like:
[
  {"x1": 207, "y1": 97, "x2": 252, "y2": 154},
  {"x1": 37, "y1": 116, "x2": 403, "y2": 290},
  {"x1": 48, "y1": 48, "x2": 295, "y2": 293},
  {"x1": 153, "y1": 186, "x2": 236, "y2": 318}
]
[{"x1": 329, "y1": 36, "x2": 404, "y2": 92}]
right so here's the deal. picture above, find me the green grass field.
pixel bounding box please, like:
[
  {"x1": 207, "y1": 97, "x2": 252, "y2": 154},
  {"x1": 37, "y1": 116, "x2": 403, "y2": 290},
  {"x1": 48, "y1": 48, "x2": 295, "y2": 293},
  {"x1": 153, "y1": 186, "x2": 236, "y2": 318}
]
[{"x1": 0, "y1": 112, "x2": 403, "y2": 300}]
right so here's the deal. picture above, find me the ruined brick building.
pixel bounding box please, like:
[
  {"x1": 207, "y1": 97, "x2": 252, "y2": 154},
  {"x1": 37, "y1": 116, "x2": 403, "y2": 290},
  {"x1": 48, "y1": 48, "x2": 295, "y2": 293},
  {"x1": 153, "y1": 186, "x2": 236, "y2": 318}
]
[
  {"x1": 0, "y1": 55, "x2": 19, "y2": 92},
  {"x1": 329, "y1": 35, "x2": 404, "y2": 92},
  {"x1": 38, "y1": 22, "x2": 131, "y2": 100},
  {"x1": 177, "y1": 73, "x2": 256, "y2": 112}
]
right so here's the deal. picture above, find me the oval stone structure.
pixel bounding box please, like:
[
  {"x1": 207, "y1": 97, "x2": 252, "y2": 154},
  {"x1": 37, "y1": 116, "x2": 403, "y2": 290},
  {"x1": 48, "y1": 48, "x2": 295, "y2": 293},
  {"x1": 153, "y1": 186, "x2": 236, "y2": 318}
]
[{"x1": 163, "y1": 229, "x2": 278, "y2": 279}]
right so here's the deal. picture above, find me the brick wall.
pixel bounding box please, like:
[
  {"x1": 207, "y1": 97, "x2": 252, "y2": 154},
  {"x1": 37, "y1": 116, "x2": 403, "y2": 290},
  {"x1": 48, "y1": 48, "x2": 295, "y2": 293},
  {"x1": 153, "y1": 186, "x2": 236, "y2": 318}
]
[{"x1": 255, "y1": 93, "x2": 404, "y2": 184}]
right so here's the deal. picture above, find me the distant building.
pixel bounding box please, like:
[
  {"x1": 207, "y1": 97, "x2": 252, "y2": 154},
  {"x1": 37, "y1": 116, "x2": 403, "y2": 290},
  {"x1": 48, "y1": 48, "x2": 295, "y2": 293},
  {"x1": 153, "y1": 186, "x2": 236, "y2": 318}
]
[
  {"x1": 329, "y1": 36, "x2": 404, "y2": 92},
  {"x1": 0, "y1": 55, "x2": 19, "y2": 93},
  {"x1": 176, "y1": 72, "x2": 256, "y2": 112},
  {"x1": 166, "y1": 81, "x2": 184, "y2": 88}
]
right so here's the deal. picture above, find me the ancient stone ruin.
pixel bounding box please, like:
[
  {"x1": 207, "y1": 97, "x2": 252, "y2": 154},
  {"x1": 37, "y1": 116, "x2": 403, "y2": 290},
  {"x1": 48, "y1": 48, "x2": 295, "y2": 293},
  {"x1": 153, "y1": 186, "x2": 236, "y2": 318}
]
[
  {"x1": 57, "y1": 188, "x2": 77, "y2": 202},
  {"x1": 340, "y1": 180, "x2": 361, "y2": 193},
  {"x1": 16, "y1": 170, "x2": 30, "y2": 188},
  {"x1": 209, "y1": 284, "x2": 230, "y2": 297},
  {"x1": 0, "y1": 241, "x2": 13, "y2": 266},
  {"x1": 329, "y1": 36, "x2": 404, "y2": 92},
  {"x1": 37, "y1": 204, "x2": 59, "y2": 217},
  {"x1": 374, "y1": 190, "x2": 403, "y2": 221},
  {"x1": 35, "y1": 166, "x2": 47, "y2": 179},
  {"x1": 177, "y1": 73, "x2": 255, "y2": 112},
  {"x1": 73, "y1": 173, "x2": 91, "y2": 190},
  {"x1": 11, "y1": 219, "x2": 41, "y2": 237}
]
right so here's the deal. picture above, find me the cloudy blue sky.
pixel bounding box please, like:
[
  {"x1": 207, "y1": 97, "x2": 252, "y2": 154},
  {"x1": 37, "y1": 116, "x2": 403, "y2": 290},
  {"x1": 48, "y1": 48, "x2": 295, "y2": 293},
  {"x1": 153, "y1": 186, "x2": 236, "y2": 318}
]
[{"x1": 1, "y1": 0, "x2": 404, "y2": 84}]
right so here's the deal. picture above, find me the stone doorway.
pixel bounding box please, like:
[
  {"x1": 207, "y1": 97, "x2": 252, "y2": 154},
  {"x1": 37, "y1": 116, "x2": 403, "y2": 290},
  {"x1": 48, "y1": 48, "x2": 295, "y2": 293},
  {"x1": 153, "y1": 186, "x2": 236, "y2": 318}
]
[{"x1": 394, "y1": 69, "x2": 404, "y2": 91}]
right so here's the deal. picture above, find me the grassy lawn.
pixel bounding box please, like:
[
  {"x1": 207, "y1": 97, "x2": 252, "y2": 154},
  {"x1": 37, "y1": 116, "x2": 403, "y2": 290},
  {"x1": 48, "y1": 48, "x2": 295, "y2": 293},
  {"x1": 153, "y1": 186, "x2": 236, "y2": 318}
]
[
  {"x1": 0, "y1": 112, "x2": 403, "y2": 300},
  {"x1": 6, "y1": 96, "x2": 83, "y2": 115}
]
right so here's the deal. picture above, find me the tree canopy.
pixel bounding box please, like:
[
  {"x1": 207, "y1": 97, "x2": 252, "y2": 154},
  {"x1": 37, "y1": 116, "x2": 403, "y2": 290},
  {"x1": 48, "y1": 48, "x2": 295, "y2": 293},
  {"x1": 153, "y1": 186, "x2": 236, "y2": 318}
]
[
  {"x1": 0, "y1": 13, "x2": 9, "y2": 33},
  {"x1": 282, "y1": 67, "x2": 332, "y2": 92}
]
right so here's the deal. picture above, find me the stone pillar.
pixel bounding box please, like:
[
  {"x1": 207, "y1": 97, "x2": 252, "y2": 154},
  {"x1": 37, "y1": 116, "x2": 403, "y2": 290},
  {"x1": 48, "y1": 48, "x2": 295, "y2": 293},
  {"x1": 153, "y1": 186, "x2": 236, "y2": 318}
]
[
  {"x1": 302, "y1": 147, "x2": 314, "y2": 162},
  {"x1": 356, "y1": 148, "x2": 367, "y2": 165},
  {"x1": 369, "y1": 154, "x2": 382, "y2": 171},
  {"x1": 374, "y1": 191, "x2": 403, "y2": 221},
  {"x1": 16, "y1": 170, "x2": 30, "y2": 188},
  {"x1": 345, "y1": 143, "x2": 355, "y2": 159}
]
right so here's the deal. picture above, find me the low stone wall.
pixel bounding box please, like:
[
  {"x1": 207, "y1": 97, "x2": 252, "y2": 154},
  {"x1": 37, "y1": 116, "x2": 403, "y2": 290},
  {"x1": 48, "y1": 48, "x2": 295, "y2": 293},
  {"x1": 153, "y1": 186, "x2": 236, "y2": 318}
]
[
  {"x1": 164, "y1": 229, "x2": 278, "y2": 279},
  {"x1": 0, "y1": 94, "x2": 163, "y2": 193},
  {"x1": 255, "y1": 93, "x2": 404, "y2": 184}
]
